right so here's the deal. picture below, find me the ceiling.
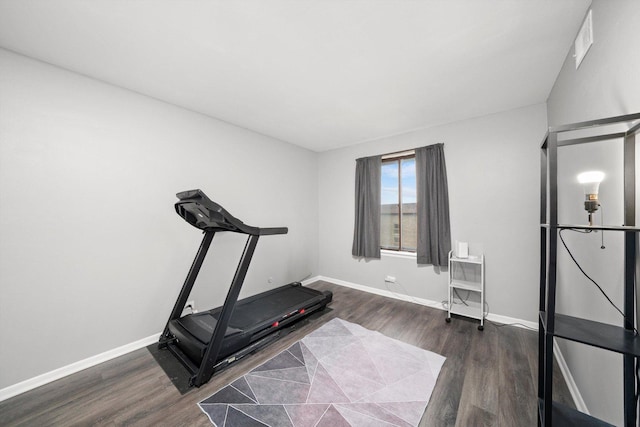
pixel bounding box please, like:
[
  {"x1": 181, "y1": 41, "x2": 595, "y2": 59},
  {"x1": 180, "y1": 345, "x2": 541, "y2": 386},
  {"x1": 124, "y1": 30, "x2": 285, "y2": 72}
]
[{"x1": 0, "y1": 0, "x2": 591, "y2": 152}]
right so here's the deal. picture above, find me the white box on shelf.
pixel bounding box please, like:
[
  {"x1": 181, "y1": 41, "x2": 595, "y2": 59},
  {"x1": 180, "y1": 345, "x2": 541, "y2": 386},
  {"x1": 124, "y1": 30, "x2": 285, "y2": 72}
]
[{"x1": 456, "y1": 241, "x2": 469, "y2": 258}]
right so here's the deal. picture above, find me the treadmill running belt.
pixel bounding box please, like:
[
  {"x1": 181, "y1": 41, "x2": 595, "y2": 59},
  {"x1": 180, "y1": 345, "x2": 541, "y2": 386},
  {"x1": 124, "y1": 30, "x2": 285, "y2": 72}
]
[{"x1": 227, "y1": 286, "x2": 322, "y2": 329}]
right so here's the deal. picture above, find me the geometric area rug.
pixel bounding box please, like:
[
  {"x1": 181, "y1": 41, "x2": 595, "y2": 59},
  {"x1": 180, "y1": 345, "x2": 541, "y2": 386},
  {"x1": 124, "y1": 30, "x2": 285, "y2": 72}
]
[{"x1": 198, "y1": 318, "x2": 446, "y2": 426}]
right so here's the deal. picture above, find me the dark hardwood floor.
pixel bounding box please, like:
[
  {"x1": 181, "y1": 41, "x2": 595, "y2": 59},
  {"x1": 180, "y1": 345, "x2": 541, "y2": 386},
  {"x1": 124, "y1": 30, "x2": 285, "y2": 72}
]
[{"x1": 0, "y1": 281, "x2": 573, "y2": 426}]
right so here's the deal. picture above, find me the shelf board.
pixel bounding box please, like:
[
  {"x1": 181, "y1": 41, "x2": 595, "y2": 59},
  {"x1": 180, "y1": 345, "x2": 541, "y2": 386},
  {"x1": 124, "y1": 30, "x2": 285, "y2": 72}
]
[
  {"x1": 450, "y1": 280, "x2": 482, "y2": 292},
  {"x1": 538, "y1": 399, "x2": 614, "y2": 426},
  {"x1": 450, "y1": 302, "x2": 483, "y2": 320},
  {"x1": 450, "y1": 256, "x2": 483, "y2": 264},
  {"x1": 541, "y1": 223, "x2": 640, "y2": 232},
  {"x1": 540, "y1": 312, "x2": 640, "y2": 357}
]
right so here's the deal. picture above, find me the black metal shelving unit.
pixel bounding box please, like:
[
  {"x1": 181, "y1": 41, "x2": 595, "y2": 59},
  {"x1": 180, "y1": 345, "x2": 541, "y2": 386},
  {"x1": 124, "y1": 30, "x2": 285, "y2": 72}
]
[{"x1": 539, "y1": 112, "x2": 640, "y2": 427}]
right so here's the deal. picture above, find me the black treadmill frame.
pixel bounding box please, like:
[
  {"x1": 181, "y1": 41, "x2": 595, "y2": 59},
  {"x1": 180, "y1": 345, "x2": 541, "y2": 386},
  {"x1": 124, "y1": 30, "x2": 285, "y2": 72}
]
[{"x1": 159, "y1": 190, "x2": 324, "y2": 387}]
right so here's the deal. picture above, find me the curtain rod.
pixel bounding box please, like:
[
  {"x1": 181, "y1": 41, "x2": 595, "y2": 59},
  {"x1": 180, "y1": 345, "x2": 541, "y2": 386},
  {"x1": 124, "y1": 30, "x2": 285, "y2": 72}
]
[
  {"x1": 382, "y1": 149, "x2": 415, "y2": 159},
  {"x1": 356, "y1": 143, "x2": 444, "y2": 161},
  {"x1": 381, "y1": 142, "x2": 444, "y2": 159}
]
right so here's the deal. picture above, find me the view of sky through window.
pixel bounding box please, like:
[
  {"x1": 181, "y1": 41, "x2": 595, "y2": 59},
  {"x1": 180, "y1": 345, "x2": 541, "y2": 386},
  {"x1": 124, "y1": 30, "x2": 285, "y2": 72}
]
[
  {"x1": 381, "y1": 157, "x2": 417, "y2": 251},
  {"x1": 382, "y1": 161, "x2": 399, "y2": 204},
  {"x1": 382, "y1": 158, "x2": 416, "y2": 204}
]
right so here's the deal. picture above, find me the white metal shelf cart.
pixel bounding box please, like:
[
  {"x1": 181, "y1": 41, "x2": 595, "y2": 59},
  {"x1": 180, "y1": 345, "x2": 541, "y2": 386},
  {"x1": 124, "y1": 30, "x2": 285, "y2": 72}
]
[{"x1": 446, "y1": 250, "x2": 485, "y2": 330}]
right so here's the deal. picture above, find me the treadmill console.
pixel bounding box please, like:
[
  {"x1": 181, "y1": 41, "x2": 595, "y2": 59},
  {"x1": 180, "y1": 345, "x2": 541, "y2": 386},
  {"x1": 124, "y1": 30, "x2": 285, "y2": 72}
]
[{"x1": 174, "y1": 189, "x2": 287, "y2": 236}]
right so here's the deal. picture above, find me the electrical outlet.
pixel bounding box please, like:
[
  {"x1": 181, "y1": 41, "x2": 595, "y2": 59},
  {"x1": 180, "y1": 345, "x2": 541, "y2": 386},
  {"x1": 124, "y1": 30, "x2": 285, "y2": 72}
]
[
  {"x1": 385, "y1": 275, "x2": 396, "y2": 283},
  {"x1": 182, "y1": 300, "x2": 196, "y2": 316}
]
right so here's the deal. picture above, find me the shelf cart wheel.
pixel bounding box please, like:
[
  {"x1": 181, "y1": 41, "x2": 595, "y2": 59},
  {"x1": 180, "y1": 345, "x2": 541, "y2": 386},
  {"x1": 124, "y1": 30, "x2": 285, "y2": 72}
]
[
  {"x1": 445, "y1": 317, "x2": 451, "y2": 323},
  {"x1": 478, "y1": 325, "x2": 484, "y2": 331}
]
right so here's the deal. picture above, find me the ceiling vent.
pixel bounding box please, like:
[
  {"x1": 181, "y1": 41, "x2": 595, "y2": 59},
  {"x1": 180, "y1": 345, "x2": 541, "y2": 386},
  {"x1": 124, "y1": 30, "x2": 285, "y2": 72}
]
[{"x1": 574, "y1": 9, "x2": 593, "y2": 69}]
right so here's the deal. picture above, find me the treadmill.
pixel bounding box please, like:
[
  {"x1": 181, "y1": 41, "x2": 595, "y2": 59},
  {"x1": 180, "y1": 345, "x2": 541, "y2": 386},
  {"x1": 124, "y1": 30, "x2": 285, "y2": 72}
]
[{"x1": 159, "y1": 189, "x2": 332, "y2": 388}]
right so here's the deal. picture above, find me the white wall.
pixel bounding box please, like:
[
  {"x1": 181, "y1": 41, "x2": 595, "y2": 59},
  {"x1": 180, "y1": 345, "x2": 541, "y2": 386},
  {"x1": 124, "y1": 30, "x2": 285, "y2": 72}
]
[
  {"x1": 0, "y1": 48, "x2": 319, "y2": 390},
  {"x1": 318, "y1": 103, "x2": 547, "y2": 322},
  {"x1": 546, "y1": 1, "x2": 640, "y2": 425}
]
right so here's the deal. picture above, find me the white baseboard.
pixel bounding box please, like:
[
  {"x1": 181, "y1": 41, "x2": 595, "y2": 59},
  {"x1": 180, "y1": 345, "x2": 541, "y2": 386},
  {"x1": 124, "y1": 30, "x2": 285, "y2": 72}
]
[
  {"x1": 2, "y1": 275, "x2": 585, "y2": 412},
  {"x1": 306, "y1": 275, "x2": 538, "y2": 330},
  {"x1": 553, "y1": 339, "x2": 589, "y2": 414},
  {"x1": 0, "y1": 333, "x2": 159, "y2": 402}
]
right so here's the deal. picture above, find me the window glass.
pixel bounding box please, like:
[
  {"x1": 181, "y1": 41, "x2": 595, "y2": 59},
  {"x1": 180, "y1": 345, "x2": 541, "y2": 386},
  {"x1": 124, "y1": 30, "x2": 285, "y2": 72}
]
[
  {"x1": 381, "y1": 155, "x2": 416, "y2": 252},
  {"x1": 381, "y1": 161, "x2": 399, "y2": 250},
  {"x1": 401, "y1": 158, "x2": 417, "y2": 251}
]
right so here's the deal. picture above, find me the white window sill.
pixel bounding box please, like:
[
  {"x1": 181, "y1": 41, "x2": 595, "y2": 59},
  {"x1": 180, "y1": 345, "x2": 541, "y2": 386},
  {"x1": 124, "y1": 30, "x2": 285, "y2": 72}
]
[{"x1": 381, "y1": 249, "x2": 416, "y2": 260}]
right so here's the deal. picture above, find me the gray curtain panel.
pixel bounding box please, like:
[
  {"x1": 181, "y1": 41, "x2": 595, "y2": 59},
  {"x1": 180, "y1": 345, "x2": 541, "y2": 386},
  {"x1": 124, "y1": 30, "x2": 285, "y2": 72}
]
[
  {"x1": 352, "y1": 155, "x2": 382, "y2": 258},
  {"x1": 416, "y1": 143, "x2": 451, "y2": 266}
]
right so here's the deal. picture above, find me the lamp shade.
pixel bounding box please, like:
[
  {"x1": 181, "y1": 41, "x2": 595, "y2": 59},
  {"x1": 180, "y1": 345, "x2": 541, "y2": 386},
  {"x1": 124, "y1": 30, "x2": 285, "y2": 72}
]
[
  {"x1": 577, "y1": 171, "x2": 604, "y2": 225},
  {"x1": 577, "y1": 171, "x2": 605, "y2": 196}
]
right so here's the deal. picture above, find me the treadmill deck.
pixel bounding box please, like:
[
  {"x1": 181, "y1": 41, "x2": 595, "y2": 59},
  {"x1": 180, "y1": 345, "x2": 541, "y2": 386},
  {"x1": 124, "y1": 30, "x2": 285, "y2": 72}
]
[{"x1": 168, "y1": 283, "x2": 332, "y2": 367}]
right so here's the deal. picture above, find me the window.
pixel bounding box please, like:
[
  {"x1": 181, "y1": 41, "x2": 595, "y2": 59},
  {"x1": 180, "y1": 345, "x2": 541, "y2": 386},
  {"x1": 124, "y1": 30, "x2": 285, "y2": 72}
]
[
  {"x1": 381, "y1": 153, "x2": 416, "y2": 251},
  {"x1": 353, "y1": 144, "x2": 449, "y2": 264}
]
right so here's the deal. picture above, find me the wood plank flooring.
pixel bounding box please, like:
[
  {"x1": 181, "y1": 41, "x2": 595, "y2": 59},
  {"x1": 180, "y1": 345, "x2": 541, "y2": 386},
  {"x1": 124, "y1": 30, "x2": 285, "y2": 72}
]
[{"x1": 0, "y1": 281, "x2": 573, "y2": 426}]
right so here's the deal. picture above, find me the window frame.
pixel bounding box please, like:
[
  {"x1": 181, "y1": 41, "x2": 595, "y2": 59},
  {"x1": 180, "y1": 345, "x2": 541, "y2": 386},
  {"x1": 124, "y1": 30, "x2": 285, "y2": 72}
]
[{"x1": 380, "y1": 150, "x2": 416, "y2": 253}]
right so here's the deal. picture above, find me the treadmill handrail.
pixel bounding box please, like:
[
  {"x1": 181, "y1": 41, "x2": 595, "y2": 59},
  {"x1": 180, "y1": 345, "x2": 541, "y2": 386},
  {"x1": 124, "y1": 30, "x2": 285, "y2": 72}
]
[{"x1": 175, "y1": 189, "x2": 288, "y2": 236}]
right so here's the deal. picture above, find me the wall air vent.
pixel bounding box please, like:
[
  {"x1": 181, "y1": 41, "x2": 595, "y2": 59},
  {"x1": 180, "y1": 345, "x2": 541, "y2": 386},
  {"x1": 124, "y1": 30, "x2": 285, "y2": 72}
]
[{"x1": 574, "y1": 9, "x2": 593, "y2": 69}]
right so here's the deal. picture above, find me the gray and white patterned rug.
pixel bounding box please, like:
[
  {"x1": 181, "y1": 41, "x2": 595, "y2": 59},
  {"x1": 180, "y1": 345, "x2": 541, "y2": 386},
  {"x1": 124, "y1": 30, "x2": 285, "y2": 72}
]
[{"x1": 199, "y1": 318, "x2": 446, "y2": 426}]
